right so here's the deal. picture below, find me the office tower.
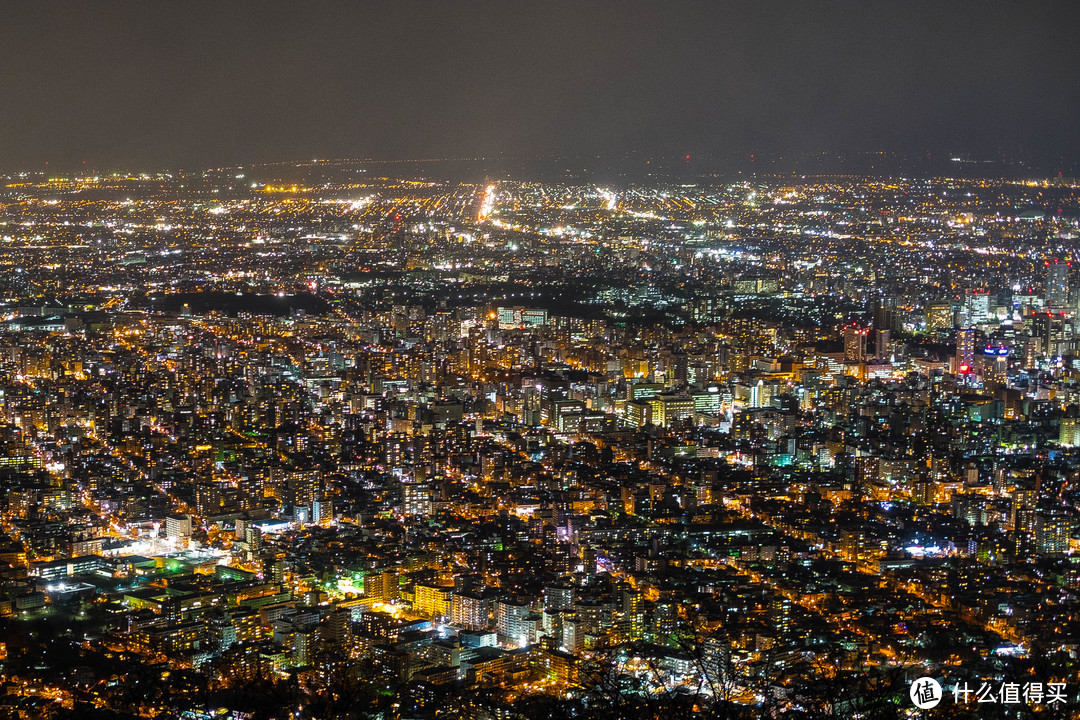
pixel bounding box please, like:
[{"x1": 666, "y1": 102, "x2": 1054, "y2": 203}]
[
  {"x1": 874, "y1": 329, "x2": 890, "y2": 359},
  {"x1": 1047, "y1": 260, "x2": 1069, "y2": 306},
  {"x1": 843, "y1": 326, "x2": 867, "y2": 362},
  {"x1": 871, "y1": 296, "x2": 898, "y2": 332},
  {"x1": 956, "y1": 328, "x2": 976, "y2": 374}
]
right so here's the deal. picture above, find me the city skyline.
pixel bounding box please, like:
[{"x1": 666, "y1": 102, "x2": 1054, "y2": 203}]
[
  {"x1": 3, "y1": 2, "x2": 1080, "y2": 718},
  {"x1": 0, "y1": 161, "x2": 1079, "y2": 718}
]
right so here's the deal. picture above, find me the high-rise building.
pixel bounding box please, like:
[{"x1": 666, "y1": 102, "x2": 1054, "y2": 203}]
[
  {"x1": 544, "y1": 586, "x2": 574, "y2": 613},
  {"x1": 926, "y1": 302, "x2": 954, "y2": 331},
  {"x1": 956, "y1": 328, "x2": 976, "y2": 374},
  {"x1": 165, "y1": 514, "x2": 192, "y2": 542},
  {"x1": 844, "y1": 326, "x2": 867, "y2": 362},
  {"x1": 403, "y1": 482, "x2": 432, "y2": 517},
  {"x1": 874, "y1": 329, "x2": 890, "y2": 359},
  {"x1": 324, "y1": 607, "x2": 353, "y2": 649},
  {"x1": 1031, "y1": 312, "x2": 1070, "y2": 358},
  {"x1": 364, "y1": 571, "x2": 400, "y2": 603},
  {"x1": 1047, "y1": 260, "x2": 1069, "y2": 306},
  {"x1": 413, "y1": 583, "x2": 453, "y2": 619},
  {"x1": 964, "y1": 290, "x2": 990, "y2": 324},
  {"x1": 1060, "y1": 417, "x2": 1080, "y2": 447},
  {"x1": 871, "y1": 296, "x2": 898, "y2": 332},
  {"x1": 1035, "y1": 513, "x2": 1072, "y2": 554},
  {"x1": 452, "y1": 592, "x2": 490, "y2": 630},
  {"x1": 496, "y1": 599, "x2": 539, "y2": 647}
]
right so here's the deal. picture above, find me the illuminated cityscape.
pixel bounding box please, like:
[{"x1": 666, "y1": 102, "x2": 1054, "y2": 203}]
[
  {"x1": 3, "y1": 1, "x2": 1080, "y2": 718},
  {"x1": 0, "y1": 161, "x2": 1077, "y2": 718}
]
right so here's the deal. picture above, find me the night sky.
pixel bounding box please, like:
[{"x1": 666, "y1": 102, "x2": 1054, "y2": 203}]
[{"x1": 2, "y1": 1, "x2": 1079, "y2": 172}]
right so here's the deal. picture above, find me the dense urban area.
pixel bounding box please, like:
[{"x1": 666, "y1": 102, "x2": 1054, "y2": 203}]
[{"x1": 0, "y1": 159, "x2": 1078, "y2": 719}]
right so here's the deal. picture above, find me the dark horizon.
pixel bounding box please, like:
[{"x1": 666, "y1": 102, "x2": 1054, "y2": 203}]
[
  {"x1": 2, "y1": 1, "x2": 1079, "y2": 174},
  {"x1": 8, "y1": 150, "x2": 1079, "y2": 187}
]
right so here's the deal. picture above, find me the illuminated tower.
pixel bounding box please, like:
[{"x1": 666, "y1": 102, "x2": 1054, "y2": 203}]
[
  {"x1": 964, "y1": 290, "x2": 990, "y2": 324},
  {"x1": 843, "y1": 326, "x2": 867, "y2": 362},
  {"x1": 955, "y1": 328, "x2": 976, "y2": 374}
]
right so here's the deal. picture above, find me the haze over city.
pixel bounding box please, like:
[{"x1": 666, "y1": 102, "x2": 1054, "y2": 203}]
[{"x1": 3, "y1": 1, "x2": 1080, "y2": 172}]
